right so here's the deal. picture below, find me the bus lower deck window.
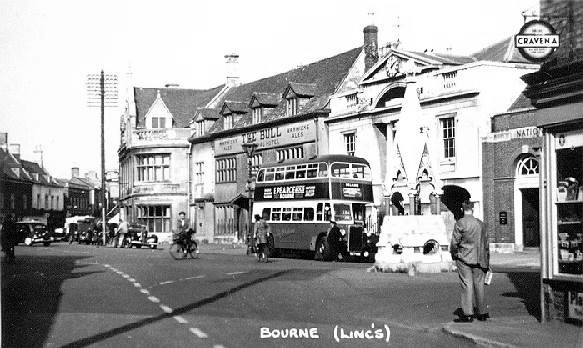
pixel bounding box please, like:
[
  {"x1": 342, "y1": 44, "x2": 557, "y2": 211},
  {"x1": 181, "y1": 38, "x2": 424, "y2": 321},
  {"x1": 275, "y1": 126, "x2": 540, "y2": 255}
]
[
  {"x1": 262, "y1": 208, "x2": 271, "y2": 220},
  {"x1": 304, "y1": 208, "x2": 314, "y2": 221},
  {"x1": 272, "y1": 208, "x2": 281, "y2": 221},
  {"x1": 282, "y1": 208, "x2": 292, "y2": 221},
  {"x1": 292, "y1": 208, "x2": 303, "y2": 221}
]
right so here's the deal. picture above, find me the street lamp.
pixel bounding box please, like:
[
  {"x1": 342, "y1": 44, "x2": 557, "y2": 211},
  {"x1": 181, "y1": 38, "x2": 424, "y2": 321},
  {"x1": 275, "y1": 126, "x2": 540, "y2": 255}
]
[{"x1": 242, "y1": 142, "x2": 258, "y2": 246}]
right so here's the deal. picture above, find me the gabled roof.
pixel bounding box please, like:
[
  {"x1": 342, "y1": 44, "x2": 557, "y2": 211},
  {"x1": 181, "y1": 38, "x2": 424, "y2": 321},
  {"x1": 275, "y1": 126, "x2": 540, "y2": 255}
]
[
  {"x1": 134, "y1": 85, "x2": 224, "y2": 128},
  {"x1": 472, "y1": 36, "x2": 531, "y2": 63},
  {"x1": 221, "y1": 101, "x2": 249, "y2": 115},
  {"x1": 249, "y1": 93, "x2": 281, "y2": 107},
  {"x1": 201, "y1": 47, "x2": 361, "y2": 136},
  {"x1": 193, "y1": 108, "x2": 220, "y2": 122},
  {"x1": 0, "y1": 149, "x2": 31, "y2": 182},
  {"x1": 284, "y1": 82, "x2": 317, "y2": 98}
]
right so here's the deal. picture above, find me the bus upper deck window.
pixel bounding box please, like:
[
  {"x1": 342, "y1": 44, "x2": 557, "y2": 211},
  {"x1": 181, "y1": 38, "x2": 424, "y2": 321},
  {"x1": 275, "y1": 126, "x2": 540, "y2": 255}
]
[
  {"x1": 296, "y1": 165, "x2": 307, "y2": 179},
  {"x1": 304, "y1": 208, "x2": 314, "y2": 221},
  {"x1": 306, "y1": 164, "x2": 317, "y2": 178},
  {"x1": 285, "y1": 166, "x2": 296, "y2": 180},
  {"x1": 257, "y1": 169, "x2": 265, "y2": 182},
  {"x1": 318, "y1": 163, "x2": 328, "y2": 177},
  {"x1": 352, "y1": 164, "x2": 371, "y2": 180},
  {"x1": 275, "y1": 167, "x2": 285, "y2": 181},
  {"x1": 331, "y1": 163, "x2": 350, "y2": 178},
  {"x1": 265, "y1": 168, "x2": 275, "y2": 181}
]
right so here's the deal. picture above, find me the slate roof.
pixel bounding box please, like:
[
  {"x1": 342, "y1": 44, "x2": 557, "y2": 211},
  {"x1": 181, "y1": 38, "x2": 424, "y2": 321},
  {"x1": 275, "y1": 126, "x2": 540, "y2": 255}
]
[
  {"x1": 200, "y1": 47, "x2": 362, "y2": 137},
  {"x1": 286, "y1": 82, "x2": 317, "y2": 97},
  {"x1": 194, "y1": 108, "x2": 220, "y2": 121},
  {"x1": 0, "y1": 149, "x2": 31, "y2": 182},
  {"x1": 507, "y1": 92, "x2": 535, "y2": 112},
  {"x1": 134, "y1": 85, "x2": 225, "y2": 128},
  {"x1": 250, "y1": 93, "x2": 281, "y2": 107},
  {"x1": 222, "y1": 101, "x2": 249, "y2": 114},
  {"x1": 472, "y1": 36, "x2": 531, "y2": 63}
]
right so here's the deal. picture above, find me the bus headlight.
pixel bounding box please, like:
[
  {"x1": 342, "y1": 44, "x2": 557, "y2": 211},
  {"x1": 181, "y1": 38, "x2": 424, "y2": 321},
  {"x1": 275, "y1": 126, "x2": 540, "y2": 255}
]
[
  {"x1": 339, "y1": 229, "x2": 346, "y2": 236},
  {"x1": 363, "y1": 251, "x2": 369, "y2": 258}
]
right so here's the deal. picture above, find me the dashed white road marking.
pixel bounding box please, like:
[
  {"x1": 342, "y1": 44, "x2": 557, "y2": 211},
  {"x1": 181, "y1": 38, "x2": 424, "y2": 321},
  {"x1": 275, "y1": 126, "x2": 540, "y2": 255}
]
[
  {"x1": 148, "y1": 296, "x2": 160, "y2": 303},
  {"x1": 225, "y1": 271, "x2": 246, "y2": 275},
  {"x1": 103, "y1": 264, "x2": 110, "y2": 268},
  {"x1": 133, "y1": 283, "x2": 141, "y2": 288},
  {"x1": 159, "y1": 305, "x2": 173, "y2": 313},
  {"x1": 184, "y1": 275, "x2": 206, "y2": 280},
  {"x1": 128, "y1": 278, "x2": 136, "y2": 282},
  {"x1": 189, "y1": 328, "x2": 208, "y2": 338},
  {"x1": 140, "y1": 289, "x2": 149, "y2": 294},
  {"x1": 213, "y1": 345, "x2": 225, "y2": 348},
  {"x1": 122, "y1": 274, "x2": 130, "y2": 279},
  {"x1": 173, "y1": 315, "x2": 188, "y2": 324},
  {"x1": 159, "y1": 280, "x2": 175, "y2": 285}
]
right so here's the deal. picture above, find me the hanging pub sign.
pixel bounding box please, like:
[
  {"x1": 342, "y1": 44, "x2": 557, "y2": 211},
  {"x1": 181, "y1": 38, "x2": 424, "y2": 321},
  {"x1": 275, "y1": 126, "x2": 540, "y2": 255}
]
[
  {"x1": 254, "y1": 183, "x2": 329, "y2": 201},
  {"x1": 215, "y1": 120, "x2": 316, "y2": 156}
]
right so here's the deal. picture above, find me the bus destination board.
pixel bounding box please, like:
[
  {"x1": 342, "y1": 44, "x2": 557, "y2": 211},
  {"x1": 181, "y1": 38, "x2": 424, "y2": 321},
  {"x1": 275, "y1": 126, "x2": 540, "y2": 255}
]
[{"x1": 255, "y1": 183, "x2": 329, "y2": 201}]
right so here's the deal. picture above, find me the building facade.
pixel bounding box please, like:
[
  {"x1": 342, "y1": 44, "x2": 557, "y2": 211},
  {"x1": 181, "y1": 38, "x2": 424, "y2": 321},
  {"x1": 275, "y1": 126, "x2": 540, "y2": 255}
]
[
  {"x1": 119, "y1": 85, "x2": 223, "y2": 242},
  {"x1": 188, "y1": 45, "x2": 364, "y2": 243},
  {"x1": 327, "y1": 30, "x2": 538, "y2": 232}
]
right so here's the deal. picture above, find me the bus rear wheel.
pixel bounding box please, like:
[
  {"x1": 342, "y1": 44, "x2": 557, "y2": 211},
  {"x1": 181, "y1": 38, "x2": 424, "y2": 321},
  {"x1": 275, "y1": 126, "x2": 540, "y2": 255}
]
[{"x1": 314, "y1": 236, "x2": 332, "y2": 261}]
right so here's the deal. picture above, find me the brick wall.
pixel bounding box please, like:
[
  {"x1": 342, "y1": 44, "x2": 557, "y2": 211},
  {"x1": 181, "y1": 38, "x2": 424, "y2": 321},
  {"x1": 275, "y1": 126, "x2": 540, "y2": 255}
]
[{"x1": 540, "y1": 0, "x2": 583, "y2": 60}]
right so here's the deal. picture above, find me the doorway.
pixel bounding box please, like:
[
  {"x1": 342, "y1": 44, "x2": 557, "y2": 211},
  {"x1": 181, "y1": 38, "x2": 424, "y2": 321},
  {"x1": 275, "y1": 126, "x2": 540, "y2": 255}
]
[{"x1": 521, "y1": 188, "x2": 540, "y2": 247}]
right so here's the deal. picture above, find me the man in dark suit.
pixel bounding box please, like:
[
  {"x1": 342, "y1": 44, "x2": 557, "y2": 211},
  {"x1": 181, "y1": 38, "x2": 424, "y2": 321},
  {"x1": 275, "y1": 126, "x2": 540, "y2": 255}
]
[{"x1": 450, "y1": 200, "x2": 490, "y2": 322}]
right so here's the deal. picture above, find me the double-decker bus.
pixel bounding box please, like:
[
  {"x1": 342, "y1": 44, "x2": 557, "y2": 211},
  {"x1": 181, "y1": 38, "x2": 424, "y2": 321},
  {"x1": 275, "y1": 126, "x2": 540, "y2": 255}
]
[{"x1": 253, "y1": 154, "x2": 377, "y2": 261}]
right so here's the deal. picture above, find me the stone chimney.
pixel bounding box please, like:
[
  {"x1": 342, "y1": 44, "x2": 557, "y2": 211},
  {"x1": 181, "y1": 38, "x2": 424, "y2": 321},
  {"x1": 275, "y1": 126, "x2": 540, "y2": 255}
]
[
  {"x1": 0, "y1": 133, "x2": 7, "y2": 150},
  {"x1": 33, "y1": 145, "x2": 44, "y2": 168},
  {"x1": 9, "y1": 144, "x2": 20, "y2": 160},
  {"x1": 363, "y1": 24, "x2": 379, "y2": 72},
  {"x1": 72, "y1": 167, "x2": 80, "y2": 178},
  {"x1": 224, "y1": 53, "x2": 240, "y2": 87}
]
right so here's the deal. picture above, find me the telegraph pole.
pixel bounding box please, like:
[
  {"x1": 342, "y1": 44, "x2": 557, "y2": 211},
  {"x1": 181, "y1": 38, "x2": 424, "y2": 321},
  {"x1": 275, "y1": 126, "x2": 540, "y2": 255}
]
[{"x1": 87, "y1": 71, "x2": 118, "y2": 246}]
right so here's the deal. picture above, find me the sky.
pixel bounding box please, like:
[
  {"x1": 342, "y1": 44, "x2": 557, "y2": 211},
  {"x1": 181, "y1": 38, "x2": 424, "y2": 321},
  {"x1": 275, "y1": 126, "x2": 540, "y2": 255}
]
[{"x1": 0, "y1": 0, "x2": 538, "y2": 179}]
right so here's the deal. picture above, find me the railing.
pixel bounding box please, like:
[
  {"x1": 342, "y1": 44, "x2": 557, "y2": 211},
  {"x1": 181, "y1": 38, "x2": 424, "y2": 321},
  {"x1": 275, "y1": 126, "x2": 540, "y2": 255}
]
[{"x1": 418, "y1": 68, "x2": 473, "y2": 100}]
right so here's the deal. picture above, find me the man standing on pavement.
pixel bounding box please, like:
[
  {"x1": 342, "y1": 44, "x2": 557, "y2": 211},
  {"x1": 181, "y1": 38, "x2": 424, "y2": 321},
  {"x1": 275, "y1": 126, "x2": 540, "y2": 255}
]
[
  {"x1": 450, "y1": 200, "x2": 490, "y2": 322},
  {"x1": 115, "y1": 218, "x2": 129, "y2": 248}
]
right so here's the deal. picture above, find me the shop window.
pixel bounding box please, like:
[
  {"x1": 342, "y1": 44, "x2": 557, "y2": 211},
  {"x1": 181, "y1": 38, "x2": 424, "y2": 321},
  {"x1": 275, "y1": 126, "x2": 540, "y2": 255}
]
[{"x1": 555, "y1": 145, "x2": 582, "y2": 275}]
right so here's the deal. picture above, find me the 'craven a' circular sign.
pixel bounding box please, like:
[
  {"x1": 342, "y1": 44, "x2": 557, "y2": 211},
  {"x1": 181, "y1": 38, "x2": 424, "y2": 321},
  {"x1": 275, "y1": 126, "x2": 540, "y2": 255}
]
[{"x1": 515, "y1": 20, "x2": 559, "y2": 62}]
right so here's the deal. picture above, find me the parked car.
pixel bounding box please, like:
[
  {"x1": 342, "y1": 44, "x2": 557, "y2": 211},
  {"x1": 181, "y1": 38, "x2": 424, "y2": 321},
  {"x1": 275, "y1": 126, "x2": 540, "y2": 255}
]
[
  {"x1": 52, "y1": 227, "x2": 67, "y2": 241},
  {"x1": 15, "y1": 219, "x2": 54, "y2": 246},
  {"x1": 125, "y1": 224, "x2": 158, "y2": 249}
]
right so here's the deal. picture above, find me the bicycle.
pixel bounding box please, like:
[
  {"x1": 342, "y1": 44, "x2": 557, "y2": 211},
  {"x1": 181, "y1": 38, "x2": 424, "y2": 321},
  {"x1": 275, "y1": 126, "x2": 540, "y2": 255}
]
[{"x1": 168, "y1": 236, "x2": 198, "y2": 260}]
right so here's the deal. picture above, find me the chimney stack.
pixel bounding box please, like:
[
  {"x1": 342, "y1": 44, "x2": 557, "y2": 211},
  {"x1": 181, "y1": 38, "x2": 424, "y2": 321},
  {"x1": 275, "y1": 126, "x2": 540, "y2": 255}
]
[
  {"x1": 9, "y1": 144, "x2": 20, "y2": 160},
  {"x1": 0, "y1": 133, "x2": 7, "y2": 151},
  {"x1": 72, "y1": 167, "x2": 80, "y2": 178},
  {"x1": 224, "y1": 53, "x2": 240, "y2": 87},
  {"x1": 363, "y1": 24, "x2": 379, "y2": 72},
  {"x1": 33, "y1": 145, "x2": 44, "y2": 168}
]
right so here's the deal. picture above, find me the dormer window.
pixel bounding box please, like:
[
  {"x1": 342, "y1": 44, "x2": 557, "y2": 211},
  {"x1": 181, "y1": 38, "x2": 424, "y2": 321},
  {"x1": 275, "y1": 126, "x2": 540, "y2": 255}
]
[
  {"x1": 151, "y1": 117, "x2": 166, "y2": 129},
  {"x1": 252, "y1": 108, "x2": 263, "y2": 124},
  {"x1": 197, "y1": 120, "x2": 204, "y2": 136},
  {"x1": 286, "y1": 98, "x2": 298, "y2": 116},
  {"x1": 224, "y1": 115, "x2": 233, "y2": 130}
]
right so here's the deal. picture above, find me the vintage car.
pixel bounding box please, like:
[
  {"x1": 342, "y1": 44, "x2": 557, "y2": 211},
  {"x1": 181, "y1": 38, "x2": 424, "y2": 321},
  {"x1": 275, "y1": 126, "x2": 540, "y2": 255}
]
[
  {"x1": 125, "y1": 223, "x2": 158, "y2": 249},
  {"x1": 15, "y1": 219, "x2": 54, "y2": 246}
]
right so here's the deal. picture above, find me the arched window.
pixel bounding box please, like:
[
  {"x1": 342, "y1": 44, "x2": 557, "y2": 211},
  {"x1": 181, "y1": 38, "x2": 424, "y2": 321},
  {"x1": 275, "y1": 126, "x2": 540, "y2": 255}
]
[{"x1": 517, "y1": 156, "x2": 540, "y2": 176}]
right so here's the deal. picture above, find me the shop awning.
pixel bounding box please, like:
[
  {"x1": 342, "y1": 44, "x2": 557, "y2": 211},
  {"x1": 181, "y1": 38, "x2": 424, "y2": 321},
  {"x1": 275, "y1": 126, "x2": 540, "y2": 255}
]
[{"x1": 536, "y1": 101, "x2": 583, "y2": 129}]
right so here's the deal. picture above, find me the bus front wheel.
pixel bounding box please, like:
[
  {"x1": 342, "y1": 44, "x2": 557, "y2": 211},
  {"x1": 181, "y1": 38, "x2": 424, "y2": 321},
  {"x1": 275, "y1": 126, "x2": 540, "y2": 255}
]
[{"x1": 314, "y1": 236, "x2": 332, "y2": 261}]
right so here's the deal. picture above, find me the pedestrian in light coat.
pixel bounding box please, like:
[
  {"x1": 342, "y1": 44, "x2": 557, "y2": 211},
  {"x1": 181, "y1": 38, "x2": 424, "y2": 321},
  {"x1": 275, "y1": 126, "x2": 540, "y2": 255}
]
[{"x1": 450, "y1": 200, "x2": 490, "y2": 322}]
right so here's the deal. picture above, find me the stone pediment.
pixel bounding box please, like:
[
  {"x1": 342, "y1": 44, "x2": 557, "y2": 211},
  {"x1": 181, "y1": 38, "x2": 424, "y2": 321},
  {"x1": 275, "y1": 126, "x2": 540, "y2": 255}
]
[{"x1": 361, "y1": 50, "x2": 436, "y2": 85}]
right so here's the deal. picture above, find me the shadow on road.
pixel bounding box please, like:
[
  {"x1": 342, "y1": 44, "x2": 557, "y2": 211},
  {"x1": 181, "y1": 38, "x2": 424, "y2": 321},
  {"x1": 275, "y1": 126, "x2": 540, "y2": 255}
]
[
  {"x1": 501, "y1": 272, "x2": 541, "y2": 320},
  {"x1": 1, "y1": 252, "x2": 99, "y2": 348},
  {"x1": 60, "y1": 270, "x2": 291, "y2": 348}
]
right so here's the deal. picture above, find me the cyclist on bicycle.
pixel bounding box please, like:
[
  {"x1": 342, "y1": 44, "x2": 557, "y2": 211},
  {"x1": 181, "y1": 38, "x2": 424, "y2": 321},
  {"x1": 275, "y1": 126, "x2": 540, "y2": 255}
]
[{"x1": 175, "y1": 212, "x2": 196, "y2": 258}]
